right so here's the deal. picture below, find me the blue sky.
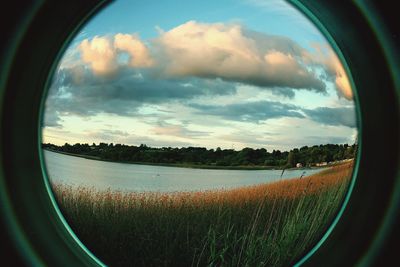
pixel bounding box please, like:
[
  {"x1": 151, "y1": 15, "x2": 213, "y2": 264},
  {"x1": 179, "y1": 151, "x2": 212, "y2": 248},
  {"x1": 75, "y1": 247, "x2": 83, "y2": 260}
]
[
  {"x1": 73, "y1": 0, "x2": 324, "y2": 49},
  {"x1": 42, "y1": 0, "x2": 357, "y2": 151}
]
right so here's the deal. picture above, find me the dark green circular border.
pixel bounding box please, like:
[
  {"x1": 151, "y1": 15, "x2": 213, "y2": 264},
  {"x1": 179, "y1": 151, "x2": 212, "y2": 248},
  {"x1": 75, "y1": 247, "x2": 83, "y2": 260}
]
[
  {"x1": 37, "y1": 2, "x2": 108, "y2": 265},
  {"x1": 0, "y1": 1, "x2": 399, "y2": 266},
  {"x1": 289, "y1": 1, "x2": 361, "y2": 265},
  {"x1": 1, "y1": 1, "x2": 109, "y2": 266},
  {"x1": 289, "y1": 1, "x2": 400, "y2": 266}
]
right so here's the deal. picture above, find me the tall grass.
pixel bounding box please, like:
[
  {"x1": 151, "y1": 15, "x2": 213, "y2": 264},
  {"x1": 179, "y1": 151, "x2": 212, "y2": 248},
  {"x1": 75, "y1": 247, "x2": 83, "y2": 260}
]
[{"x1": 52, "y1": 162, "x2": 353, "y2": 266}]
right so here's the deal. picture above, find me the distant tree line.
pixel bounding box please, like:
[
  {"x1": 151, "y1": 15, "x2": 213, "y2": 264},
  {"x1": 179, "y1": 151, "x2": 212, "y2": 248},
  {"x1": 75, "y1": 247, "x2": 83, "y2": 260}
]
[{"x1": 42, "y1": 142, "x2": 357, "y2": 168}]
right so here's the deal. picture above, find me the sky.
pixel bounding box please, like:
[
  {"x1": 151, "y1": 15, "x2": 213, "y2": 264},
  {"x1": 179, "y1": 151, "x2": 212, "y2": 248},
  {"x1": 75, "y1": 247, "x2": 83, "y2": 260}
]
[{"x1": 42, "y1": 0, "x2": 357, "y2": 151}]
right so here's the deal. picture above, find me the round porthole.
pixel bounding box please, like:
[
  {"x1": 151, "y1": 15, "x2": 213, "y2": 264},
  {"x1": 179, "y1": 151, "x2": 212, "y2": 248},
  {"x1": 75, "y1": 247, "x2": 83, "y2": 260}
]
[{"x1": 0, "y1": 1, "x2": 398, "y2": 266}]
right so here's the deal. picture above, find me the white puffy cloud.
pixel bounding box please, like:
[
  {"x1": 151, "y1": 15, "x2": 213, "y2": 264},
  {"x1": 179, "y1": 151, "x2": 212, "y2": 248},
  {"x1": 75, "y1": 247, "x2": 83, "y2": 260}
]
[
  {"x1": 153, "y1": 21, "x2": 325, "y2": 92},
  {"x1": 76, "y1": 21, "x2": 353, "y2": 99},
  {"x1": 79, "y1": 36, "x2": 118, "y2": 76},
  {"x1": 114, "y1": 33, "x2": 153, "y2": 67},
  {"x1": 79, "y1": 34, "x2": 153, "y2": 76}
]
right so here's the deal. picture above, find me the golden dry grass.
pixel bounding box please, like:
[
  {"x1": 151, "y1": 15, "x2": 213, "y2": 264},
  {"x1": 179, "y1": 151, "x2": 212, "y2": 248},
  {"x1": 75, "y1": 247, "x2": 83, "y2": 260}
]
[
  {"x1": 52, "y1": 161, "x2": 353, "y2": 266},
  {"x1": 54, "y1": 162, "x2": 352, "y2": 209}
]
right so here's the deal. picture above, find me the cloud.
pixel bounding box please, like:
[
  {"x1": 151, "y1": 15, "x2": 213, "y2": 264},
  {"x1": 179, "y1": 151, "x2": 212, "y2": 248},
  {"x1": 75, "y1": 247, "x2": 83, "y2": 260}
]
[
  {"x1": 153, "y1": 21, "x2": 326, "y2": 93},
  {"x1": 303, "y1": 43, "x2": 353, "y2": 100},
  {"x1": 75, "y1": 21, "x2": 353, "y2": 99},
  {"x1": 220, "y1": 131, "x2": 274, "y2": 147},
  {"x1": 45, "y1": 20, "x2": 356, "y2": 135},
  {"x1": 79, "y1": 36, "x2": 118, "y2": 76},
  {"x1": 79, "y1": 34, "x2": 153, "y2": 76},
  {"x1": 44, "y1": 66, "x2": 236, "y2": 118},
  {"x1": 114, "y1": 33, "x2": 153, "y2": 67},
  {"x1": 189, "y1": 100, "x2": 305, "y2": 123},
  {"x1": 218, "y1": 130, "x2": 352, "y2": 151},
  {"x1": 42, "y1": 111, "x2": 63, "y2": 127},
  {"x1": 189, "y1": 100, "x2": 356, "y2": 128},
  {"x1": 151, "y1": 121, "x2": 210, "y2": 138},
  {"x1": 303, "y1": 107, "x2": 356, "y2": 128},
  {"x1": 85, "y1": 129, "x2": 130, "y2": 141}
]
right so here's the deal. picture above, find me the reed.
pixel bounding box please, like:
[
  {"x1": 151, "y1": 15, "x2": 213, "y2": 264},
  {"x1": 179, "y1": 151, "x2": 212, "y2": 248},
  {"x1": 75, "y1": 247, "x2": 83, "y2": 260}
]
[{"x1": 52, "y1": 162, "x2": 353, "y2": 266}]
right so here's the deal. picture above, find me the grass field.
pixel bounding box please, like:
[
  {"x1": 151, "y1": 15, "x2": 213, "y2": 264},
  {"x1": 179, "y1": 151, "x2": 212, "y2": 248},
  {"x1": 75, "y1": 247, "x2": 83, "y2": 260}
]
[{"x1": 52, "y1": 162, "x2": 353, "y2": 266}]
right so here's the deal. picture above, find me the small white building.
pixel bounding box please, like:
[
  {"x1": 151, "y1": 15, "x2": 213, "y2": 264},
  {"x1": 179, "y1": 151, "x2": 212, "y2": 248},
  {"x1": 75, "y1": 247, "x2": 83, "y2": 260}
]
[{"x1": 296, "y1": 163, "x2": 303, "y2": 168}]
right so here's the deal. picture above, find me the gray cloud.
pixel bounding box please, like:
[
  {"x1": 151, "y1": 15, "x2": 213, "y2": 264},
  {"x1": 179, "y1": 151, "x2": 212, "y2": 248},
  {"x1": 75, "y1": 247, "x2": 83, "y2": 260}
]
[
  {"x1": 189, "y1": 101, "x2": 357, "y2": 128},
  {"x1": 243, "y1": 30, "x2": 305, "y2": 56},
  {"x1": 303, "y1": 107, "x2": 356, "y2": 128},
  {"x1": 42, "y1": 111, "x2": 63, "y2": 128},
  {"x1": 189, "y1": 100, "x2": 304, "y2": 123},
  {"x1": 44, "y1": 66, "x2": 237, "y2": 118}
]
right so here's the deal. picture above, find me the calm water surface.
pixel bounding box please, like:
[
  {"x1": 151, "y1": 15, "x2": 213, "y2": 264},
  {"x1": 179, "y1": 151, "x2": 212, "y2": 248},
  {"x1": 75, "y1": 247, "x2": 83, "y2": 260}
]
[{"x1": 43, "y1": 150, "x2": 324, "y2": 192}]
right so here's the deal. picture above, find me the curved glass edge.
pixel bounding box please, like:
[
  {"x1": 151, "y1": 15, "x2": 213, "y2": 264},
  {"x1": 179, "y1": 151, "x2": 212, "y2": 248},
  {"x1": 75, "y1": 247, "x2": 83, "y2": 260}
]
[
  {"x1": 0, "y1": 1, "x2": 46, "y2": 266},
  {"x1": 287, "y1": 1, "x2": 362, "y2": 266},
  {"x1": 353, "y1": 2, "x2": 400, "y2": 266},
  {"x1": 27, "y1": 1, "x2": 367, "y2": 266},
  {"x1": 36, "y1": 2, "x2": 109, "y2": 267}
]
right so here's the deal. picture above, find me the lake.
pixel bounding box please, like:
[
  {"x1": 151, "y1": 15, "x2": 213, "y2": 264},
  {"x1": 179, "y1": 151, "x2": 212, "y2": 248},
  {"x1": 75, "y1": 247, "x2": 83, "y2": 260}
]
[{"x1": 43, "y1": 150, "x2": 324, "y2": 192}]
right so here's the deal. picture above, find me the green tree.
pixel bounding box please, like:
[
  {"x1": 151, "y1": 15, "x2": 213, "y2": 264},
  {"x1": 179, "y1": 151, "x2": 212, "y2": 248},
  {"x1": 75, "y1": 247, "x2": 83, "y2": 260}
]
[{"x1": 287, "y1": 151, "x2": 296, "y2": 167}]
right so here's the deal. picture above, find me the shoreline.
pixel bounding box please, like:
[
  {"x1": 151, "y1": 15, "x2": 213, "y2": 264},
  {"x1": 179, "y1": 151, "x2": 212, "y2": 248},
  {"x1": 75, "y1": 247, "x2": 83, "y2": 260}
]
[{"x1": 43, "y1": 148, "x2": 338, "y2": 171}]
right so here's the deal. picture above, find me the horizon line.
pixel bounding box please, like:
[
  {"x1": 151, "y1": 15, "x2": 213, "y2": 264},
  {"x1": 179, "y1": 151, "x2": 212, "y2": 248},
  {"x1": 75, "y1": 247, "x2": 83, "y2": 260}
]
[{"x1": 41, "y1": 141, "x2": 357, "y2": 153}]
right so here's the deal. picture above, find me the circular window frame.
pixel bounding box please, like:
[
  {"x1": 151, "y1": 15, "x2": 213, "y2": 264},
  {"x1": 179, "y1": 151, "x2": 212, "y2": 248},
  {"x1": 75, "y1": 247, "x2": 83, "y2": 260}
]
[{"x1": 0, "y1": 1, "x2": 399, "y2": 266}]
